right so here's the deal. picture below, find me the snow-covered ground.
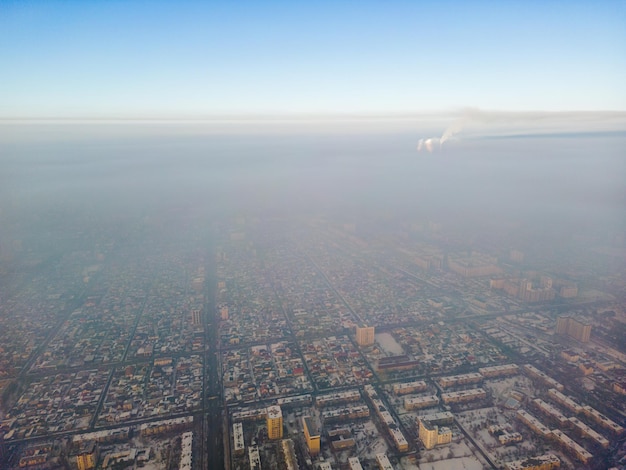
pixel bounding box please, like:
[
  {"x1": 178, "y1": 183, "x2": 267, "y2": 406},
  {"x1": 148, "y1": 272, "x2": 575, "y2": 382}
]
[
  {"x1": 455, "y1": 402, "x2": 577, "y2": 469},
  {"x1": 375, "y1": 332, "x2": 404, "y2": 355},
  {"x1": 402, "y1": 445, "x2": 484, "y2": 470},
  {"x1": 353, "y1": 419, "x2": 390, "y2": 460},
  {"x1": 139, "y1": 462, "x2": 164, "y2": 470},
  {"x1": 416, "y1": 457, "x2": 483, "y2": 470},
  {"x1": 481, "y1": 375, "x2": 535, "y2": 404}
]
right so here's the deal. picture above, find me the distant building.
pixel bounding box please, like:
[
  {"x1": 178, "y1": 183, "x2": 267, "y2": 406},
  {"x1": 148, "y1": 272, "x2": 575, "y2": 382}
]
[
  {"x1": 478, "y1": 364, "x2": 519, "y2": 378},
  {"x1": 505, "y1": 453, "x2": 560, "y2": 470},
  {"x1": 441, "y1": 388, "x2": 487, "y2": 405},
  {"x1": 392, "y1": 380, "x2": 427, "y2": 395},
  {"x1": 517, "y1": 278, "x2": 556, "y2": 302},
  {"x1": 356, "y1": 325, "x2": 375, "y2": 346},
  {"x1": 154, "y1": 356, "x2": 173, "y2": 366},
  {"x1": 438, "y1": 372, "x2": 482, "y2": 388},
  {"x1": 19, "y1": 453, "x2": 48, "y2": 468},
  {"x1": 266, "y1": 405, "x2": 283, "y2": 440},
  {"x1": 191, "y1": 276, "x2": 204, "y2": 292},
  {"x1": 516, "y1": 410, "x2": 551, "y2": 437},
  {"x1": 138, "y1": 417, "x2": 193, "y2": 437},
  {"x1": 191, "y1": 308, "x2": 202, "y2": 326},
  {"x1": 578, "y1": 362, "x2": 593, "y2": 375},
  {"x1": 281, "y1": 439, "x2": 298, "y2": 470},
  {"x1": 560, "y1": 350, "x2": 579, "y2": 362},
  {"x1": 321, "y1": 404, "x2": 370, "y2": 422},
  {"x1": 418, "y1": 419, "x2": 452, "y2": 450},
  {"x1": 580, "y1": 405, "x2": 624, "y2": 435},
  {"x1": 447, "y1": 252, "x2": 502, "y2": 278},
  {"x1": 568, "y1": 417, "x2": 609, "y2": 448},
  {"x1": 548, "y1": 388, "x2": 582, "y2": 414},
  {"x1": 491, "y1": 275, "x2": 556, "y2": 302},
  {"x1": 76, "y1": 441, "x2": 99, "y2": 470},
  {"x1": 523, "y1": 364, "x2": 564, "y2": 391},
  {"x1": 399, "y1": 243, "x2": 444, "y2": 271},
  {"x1": 613, "y1": 381, "x2": 626, "y2": 395},
  {"x1": 419, "y1": 411, "x2": 454, "y2": 426},
  {"x1": 498, "y1": 432, "x2": 523, "y2": 445},
  {"x1": 556, "y1": 316, "x2": 591, "y2": 343},
  {"x1": 376, "y1": 453, "x2": 394, "y2": 470},
  {"x1": 302, "y1": 416, "x2": 320, "y2": 456},
  {"x1": 220, "y1": 306, "x2": 229, "y2": 320},
  {"x1": 315, "y1": 389, "x2": 361, "y2": 407},
  {"x1": 532, "y1": 398, "x2": 568, "y2": 427},
  {"x1": 559, "y1": 283, "x2": 578, "y2": 298},
  {"x1": 510, "y1": 250, "x2": 525, "y2": 263},
  {"x1": 377, "y1": 355, "x2": 419, "y2": 371},
  {"x1": 404, "y1": 395, "x2": 439, "y2": 410},
  {"x1": 550, "y1": 429, "x2": 593, "y2": 464},
  {"x1": 248, "y1": 445, "x2": 261, "y2": 470},
  {"x1": 232, "y1": 423, "x2": 245, "y2": 456},
  {"x1": 179, "y1": 432, "x2": 193, "y2": 470},
  {"x1": 327, "y1": 428, "x2": 356, "y2": 450}
]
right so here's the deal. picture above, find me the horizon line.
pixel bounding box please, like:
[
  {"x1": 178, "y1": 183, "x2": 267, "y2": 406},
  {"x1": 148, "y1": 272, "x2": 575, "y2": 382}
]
[{"x1": 2, "y1": 109, "x2": 626, "y2": 123}]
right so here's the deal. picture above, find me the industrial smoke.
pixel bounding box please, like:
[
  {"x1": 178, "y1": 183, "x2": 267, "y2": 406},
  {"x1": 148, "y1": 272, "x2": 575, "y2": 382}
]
[
  {"x1": 417, "y1": 138, "x2": 440, "y2": 153},
  {"x1": 417, "y1": 119, "x2": 465, "y2": 153}
]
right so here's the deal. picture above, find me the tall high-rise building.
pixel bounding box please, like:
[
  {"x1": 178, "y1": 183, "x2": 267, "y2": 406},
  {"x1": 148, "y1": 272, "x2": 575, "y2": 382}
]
[
  {"x1": 302, "y1": 416, "x2": 320, "y2": 456},
  {"x1": 559, "y1": 284, "x2": 578, "y2": 298},
  {"x1": 419, "y1": 420, "x2": 452, "y2": 449},
  {"x1": 266, "y1": 405, "x2": 283, "y2": 440},
  {"x1": 556, "y1": 316, "x2": 570, "y2": 335},
  {"x1": 556, "y1": 316, "x2": 591, "y2": 343},
  {"x1": 419, "y1": 420, "x2": 438, "y2": 450},
  {"x1": 191, "y1": 308, "x2": 202, "y2": 326},
  {"x1": 356, "y1": 325, "x2": 375, "y2": 347},
  {"x1": 220, "y1": 306, "x2": 229, "y2": 320},
  {"x1": 569, "y1": 319, "x2": 591, "y2": 343},
  {"x1": 517, "y1": 278, "x2": 556, "y2": 302}
]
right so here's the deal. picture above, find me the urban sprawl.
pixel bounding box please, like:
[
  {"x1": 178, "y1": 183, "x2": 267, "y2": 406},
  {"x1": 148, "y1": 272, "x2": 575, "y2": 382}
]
[{"x1": 1, "y1": 217, "x2": 625, "y2": 470}]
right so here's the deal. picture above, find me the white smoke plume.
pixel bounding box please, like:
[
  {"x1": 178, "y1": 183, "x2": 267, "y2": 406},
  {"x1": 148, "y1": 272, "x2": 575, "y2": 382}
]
[
  {"x1": 439, "y1": 118, "x2": 467, "y2": 145},
  {"x1": 417, "y1": 119, "x2": 464, "y2": 152},
  {"x1": 417, "y1": 108, "x2": 626, "y2": 153},
  {"x1": 417, "y1": 137, "x2": 440, "y2": 153}
]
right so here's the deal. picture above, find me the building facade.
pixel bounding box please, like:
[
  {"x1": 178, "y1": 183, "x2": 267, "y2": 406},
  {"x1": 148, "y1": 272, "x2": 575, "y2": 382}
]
[
  {"x1": 303, "y1": 416, "x2": 320, "y2": 456},
  {"x1": 266, "y1": 405, "x2": 283, "y2": 440},
  {"x1": 356, "y1": 325, "x2": 375, "y2": 346},
  {"x1": 556, "y1": 316, "x2": 591, "y2": 343},
  {"x1": 419, "y1": 420, "x2": 452, "y2": 450}
]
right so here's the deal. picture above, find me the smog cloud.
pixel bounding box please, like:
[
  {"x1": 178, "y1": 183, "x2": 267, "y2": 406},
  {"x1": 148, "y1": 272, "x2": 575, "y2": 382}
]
[{"x1": 417, "y1": 109, "x2": 626, "y2": 152}]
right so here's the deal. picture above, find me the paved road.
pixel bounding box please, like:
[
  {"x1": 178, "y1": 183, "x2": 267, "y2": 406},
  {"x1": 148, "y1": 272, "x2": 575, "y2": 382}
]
[{"x1": 203, "y1": 253, "x2": 224, "y2": 470}]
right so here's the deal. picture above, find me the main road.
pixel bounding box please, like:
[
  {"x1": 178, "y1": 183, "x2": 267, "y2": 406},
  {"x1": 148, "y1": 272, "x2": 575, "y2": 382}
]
[{"x1": 201, "y1": 243, "x2": 224, "y2": 470}]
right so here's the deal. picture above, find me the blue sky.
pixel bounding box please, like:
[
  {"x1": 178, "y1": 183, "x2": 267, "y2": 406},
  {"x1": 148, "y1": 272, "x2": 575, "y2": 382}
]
[{"x1": 1, "y1": 0, "x2": 625, "y2": 118}]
